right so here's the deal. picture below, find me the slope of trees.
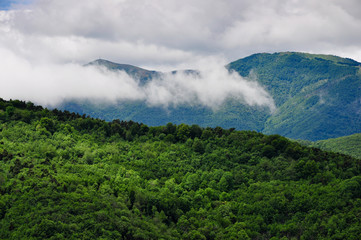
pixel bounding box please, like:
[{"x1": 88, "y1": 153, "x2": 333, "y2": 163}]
[
  {"x1": 228, "y1": 52, "x2": 361, "y2": 140},
  {"x1": 1, "y1": 98, "x2": 361, "y2": 239},
  {"x1": 299, "y1": 133, "x2": 361, "y2": 159}
]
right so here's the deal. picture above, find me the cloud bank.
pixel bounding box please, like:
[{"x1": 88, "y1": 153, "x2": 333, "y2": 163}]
[
  {"x1": 0, "y1": 47, "x2": 275, "y2": 111},
  {"x1": 143, "y1": 59, "x2": 275, "y2": 111},
  {"x1": 1, "y1": 0, "x2": 361, "y2": 68}
]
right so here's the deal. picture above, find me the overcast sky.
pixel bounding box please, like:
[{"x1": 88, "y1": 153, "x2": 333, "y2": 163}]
[
  {"x1": 0, "y1": 0, "x2": 360, "y2": 107},
  {"x1": 1, "y1": 0, "x2": 361, "y2": 68}
]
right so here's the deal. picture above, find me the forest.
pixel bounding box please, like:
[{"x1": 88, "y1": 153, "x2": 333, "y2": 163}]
[
  {"x1": 1, "y1": 98, "x2": 361, "y2": 239},
  {"x1": 299, "y1": 133, "x2": 361, "y2": 160}
]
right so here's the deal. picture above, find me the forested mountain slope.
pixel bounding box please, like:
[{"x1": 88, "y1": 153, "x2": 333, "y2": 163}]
[
  {"x1": 60, "y1": 52, "x2": 361, "y2": 141},
  {"x1": 1, "y1": 99, "x2": 361, "y2": 239},
  {"x1": 228, "y1": 52, "x2": 361, "y2": 140},
  {"x1": 299, "y1": 133, "x2": 361, "y2": 159}
]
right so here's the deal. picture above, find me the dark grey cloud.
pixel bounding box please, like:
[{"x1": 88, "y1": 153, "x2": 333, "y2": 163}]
[{"x1": 2, "y1": 0, "x2": 361, "y2": 66}]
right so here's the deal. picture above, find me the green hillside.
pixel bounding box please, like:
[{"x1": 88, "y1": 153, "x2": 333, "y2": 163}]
[
  {"x1": 59, "y1": 52, "x2": 361, "y2": 141},
  {"x1": 228, "y1": 52, "x2": 361, "y2": 140},
  {"x1": 300, "y1": 133, "x2": 361, "y2": 159},
  {"x1": 59, "y1": 99, "x2": 270, "y2": 132},
  {"x1": 1, "y1": 98, "x2": 361, "y2": 239}
]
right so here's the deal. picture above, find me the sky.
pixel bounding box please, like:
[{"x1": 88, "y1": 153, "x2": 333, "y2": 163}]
[
  {"x1": 0, "y1": 0, "x2": 14, "y2": 10},
  {"x1": 0, "y1": 0, "x2": 32, "y2": 10},
  {"x1": 0, "y1": 0, "x2": 360, "y2": 108}
]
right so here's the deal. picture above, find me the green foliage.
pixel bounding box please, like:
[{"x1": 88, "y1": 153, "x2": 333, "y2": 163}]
[
  {"x1": 192, "y1": 138, "x2": 205, "y2": 154},
  {"x1": 228, "y1": 52, "x2": 361, "y2": 140},
  {"x1": 0, "y1": 98, "x2": 361, "y2": 239},
  {"x1": 302, "y1": 133, "x2": 361, "y2": 159}
]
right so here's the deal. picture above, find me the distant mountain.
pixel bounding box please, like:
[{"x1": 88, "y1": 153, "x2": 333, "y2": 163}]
[
  {"x1": 299, "y1": 133, "x2": 361, "y2": 159},
  {"x1": 58, "y1": 52, "x2": 361, "y2": 141},
  {"x1": 62, "y1": 59, "x2": 269, "y2": 133},
  {"x1": 86, "y1": 59, "x2": 161, "y2": 84},
  {"x1": 228, "y1": 52, "x2": 361, "y2": 140},
  {"x1": 86, "y1": 59, "x2": 198, "y2": 84}
]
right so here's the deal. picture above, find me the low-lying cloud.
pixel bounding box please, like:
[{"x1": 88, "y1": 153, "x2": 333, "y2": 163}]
[
  {"x1": 143, "y1": 63, "x2": 275, "y2": 111},
  {"x1": 0, "y1": 47, "x2": 275, "y2": 112}
]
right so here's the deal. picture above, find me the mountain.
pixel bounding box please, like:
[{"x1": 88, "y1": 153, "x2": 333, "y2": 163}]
[
  {"x1": 59, "y1": 52, "x2": 361, "y2": 141},
  {"x1": 61, "y1": 59, "x2": 270, "y2": 133},
  {"x1": 86, "y1": 59, "x2": 161, "y2": 84},
  {"x1": 228, "y1": 52, "x2": 361, "y2": 140},
  {"x1": 1, "y1": 98, "x2": 361, "y2": 239},
  {"x1": 299, "y1": 133, "x2": 361, "y2": 159},
  {"x1": 86, "y1": 59, "x2": 198, "y2": 84}
]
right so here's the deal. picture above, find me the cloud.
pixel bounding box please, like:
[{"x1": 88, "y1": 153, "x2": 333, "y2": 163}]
[
  {"x1": 0, "y1": 47, "x2": 144, "y2": 105},
  {"x1": 0, "y1": 46, "x2": 275, "y2": 111},
  {"x1": 143, "y1": 58, "x2": 275, "y2": 111}
]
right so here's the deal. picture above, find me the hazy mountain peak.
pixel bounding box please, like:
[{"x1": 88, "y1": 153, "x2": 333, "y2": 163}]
[{"x1": 87, "y1": 59, "x2": 160, "y2": 84}]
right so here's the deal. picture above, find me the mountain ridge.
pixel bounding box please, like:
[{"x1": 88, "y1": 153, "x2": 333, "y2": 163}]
[
  {"x1": 59, "y1": 52, "x2": 361, "y2": 141},
  {"x1": 86, "y1": 59, "x2": 161, "y2": 84},
  {"x1": 87, "y1": 59, "x2": 200, "y2": 83}
]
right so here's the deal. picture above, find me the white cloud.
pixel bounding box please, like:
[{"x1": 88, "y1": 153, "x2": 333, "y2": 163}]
[
  {"x1": 0, "y1": 47, "x2": 144, "y2": 105},
  {"x1": 142, "y1": 57, "x2": 275, "y2": 111},
  {"x1": 0, "y1": 46, "x2": 275, "y2": 111}
]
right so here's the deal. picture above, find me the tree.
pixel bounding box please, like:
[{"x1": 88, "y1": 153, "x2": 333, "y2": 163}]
[
  {"x1": 192, "y1": 138, "x2": 205, "y2": 154},
  {"x1": 38, "y1": 117, "x2": 55, "y2": 133},
  {"x1": 176, "y1": 124, "x2": 191, "y2": 142},
  {"x1": 190, "y1": 125, "x2": 203, "y2": 139}
]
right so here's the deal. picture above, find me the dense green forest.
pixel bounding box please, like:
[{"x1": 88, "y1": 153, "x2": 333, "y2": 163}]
[
  {"x1": 229, "y1": 52, "x2": 361, "y2": 140},
  {"x1": 1, "y1": 98, "x2": 361, "y2": 239}
]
